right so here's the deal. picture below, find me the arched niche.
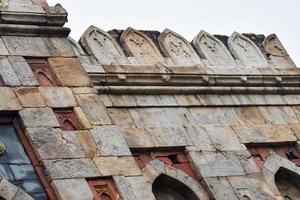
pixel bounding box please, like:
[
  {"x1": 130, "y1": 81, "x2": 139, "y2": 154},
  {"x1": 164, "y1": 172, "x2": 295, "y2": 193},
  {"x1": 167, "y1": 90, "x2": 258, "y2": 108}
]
[
  {"x1": 79, "y1": 25, "x2": 128, "y2": 65},
  {"x1": 263, "y1": 153, "x2": 300, "y2": 198},
  {"x1": 192, "y1": 30, "x2": 236, "y2": 66},
  {"x1": 158, "y1": 29, "x2": 203, "y2": 66},
  {"x1": 228, "y1": 32, "x2": 268, "y2": 67},
  {"x1": 141, "y1": 159, "x2": 209, "y2": 200},
  {"x1": 275, "y1": 168, "x2": 300, "y2": 200},
  {"x1": 153, "y1": 174, "x2": 200, "y2": 200},
  {"x1": 120, "y1": 27, "x2": 165, "y2": 65}
]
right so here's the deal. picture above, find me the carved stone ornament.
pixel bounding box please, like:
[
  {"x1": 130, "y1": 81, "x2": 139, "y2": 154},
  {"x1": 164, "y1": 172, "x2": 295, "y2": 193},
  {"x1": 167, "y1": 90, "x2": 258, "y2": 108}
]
[
  {"x1": 80, "y1": 26, "x2": 128, "y2": 65},
  {"x1": 228, "y1": 32, "x2": 268, "y2": 67},
  {"x1": 263, "y1": 34, "x2": 296, "y2": 68},
  {"x1": 120, "y1": 27, "x2": 165, "y2": 65},
  {"x1": 0, "y1": 0, "x2": 8, "y2": 7},
  {"x1": 0, "y1": 140, "x2": 6, "y2": 156},
  {"x1": 158, "y1": 29, "x2": 203, "y2": 65},
  {"x1": 192, "y1": 30, "x2": 236, "y2": 66}
]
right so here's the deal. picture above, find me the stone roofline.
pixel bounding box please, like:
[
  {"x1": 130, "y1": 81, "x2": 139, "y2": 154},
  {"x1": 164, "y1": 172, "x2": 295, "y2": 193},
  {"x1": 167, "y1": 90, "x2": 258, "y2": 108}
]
[{"x1": 1, "y1": 0, "x2": 299, "y2": 96}]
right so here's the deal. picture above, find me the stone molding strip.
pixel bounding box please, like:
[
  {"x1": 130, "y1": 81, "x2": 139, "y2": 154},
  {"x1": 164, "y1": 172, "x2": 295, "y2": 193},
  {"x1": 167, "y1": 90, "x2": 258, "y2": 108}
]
[
  {"x1": 0, "y1": 24, "x2": 70, "y2": 37},
  {"x1": 91, "y1": 72, "x2": 300, "y2": 88},
  {"x1": 96, "y1": 86, "x2": 300, "y2": 95}
]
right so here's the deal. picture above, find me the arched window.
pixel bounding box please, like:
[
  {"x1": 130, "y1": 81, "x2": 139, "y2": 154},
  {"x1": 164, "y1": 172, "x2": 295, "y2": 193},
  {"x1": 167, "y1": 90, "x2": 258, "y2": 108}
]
[
  {"x1": 152, "y1": 174, "x2": 200, "y2": 200},
  {"x1": 275, "y1": 168, "x2": 300, "y2": 200}
]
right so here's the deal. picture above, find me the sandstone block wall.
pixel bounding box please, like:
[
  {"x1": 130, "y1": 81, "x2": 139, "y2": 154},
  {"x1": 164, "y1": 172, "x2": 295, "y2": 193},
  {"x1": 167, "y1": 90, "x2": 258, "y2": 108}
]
[{"x1": 0, "y1": 0, "x2": 299, "y2": 200}]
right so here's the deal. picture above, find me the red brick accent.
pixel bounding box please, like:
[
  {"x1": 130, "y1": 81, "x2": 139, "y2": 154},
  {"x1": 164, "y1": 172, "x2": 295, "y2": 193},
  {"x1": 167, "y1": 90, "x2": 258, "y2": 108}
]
[
  {"x1": 135, "y1": 151, "x2": 201, "y2": 181},
  {"x1": 13, "y1": 119, "x2": 57, "y2": 200},
  {"x1": 249, "y1": 146, "x2": 300, "y2": 168},
  {"x1": 27, "y1": 58, "x2": 59, "y2": 86},
  {"x1": 54, "y1": 109, "x2": 82, "y2": 131},
  {"x1": 88, "y1": 179, "x2": 120, "y2": 200}
]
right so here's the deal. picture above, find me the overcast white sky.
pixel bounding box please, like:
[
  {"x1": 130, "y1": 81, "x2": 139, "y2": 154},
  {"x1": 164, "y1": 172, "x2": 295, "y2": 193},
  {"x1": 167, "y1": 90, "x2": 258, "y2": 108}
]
[{"x1": 48, "y1": 0, "x2": 300, "y2": 65}]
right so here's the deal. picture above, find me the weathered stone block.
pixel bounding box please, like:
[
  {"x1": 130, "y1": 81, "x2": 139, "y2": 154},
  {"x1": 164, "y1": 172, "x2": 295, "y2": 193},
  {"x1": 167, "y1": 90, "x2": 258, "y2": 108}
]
[
  {"x1": 0, "y1": 39, "x2": 9, "y2": 55},
  {"x1": 107, "y1": 108, "x2": 135, "y2": 128},
  {"x1": 0, "y1": 87, "x2": 22, "y2": 111},
  {"x1": 90, "y1": 125, "x2": 131, "y2": 156},
  {"x1": 76, "y1": 94, "x2": 111, "y2": 125},
  {"x1": 189, "y1": 107, "x2": 240, "y2": 126},
  {"x1": 185, "y1": 125, "x2": 215, "y2": 151},
  {"x1": 0, "y1": 56, "x2": 20, "y2": 86},
  {"x1": 204, "y1": 125, "x2": 244, "y2": 151},
  {"x1": 126, "y1": 176, "x2": 156, "y2": 200},
  {"x1": 26, "y1": 128, "x2": 86, "y2": 160},
  {"x1": 8, "y1": 56, "x2": 38, "y2": 86},
  {"x1": 259, "y1": 106, "x2": 298, "y2": 124},
  {"x1": 51, "y1": 179, "x2": 93, "y2": 200},
  {"x1": 146, "y1": 126, "x2": 193, "y2": 147},
  {"x1": 113, "y1": 176, "x2": 137, "y2": 200},
  {"x1": 39, "y1": 87, "x2": 77, "y2": 108},
  {"x1": 203, "y1": 177, "x2": 239, "y2": 200},
  {"x1": 48, "y1": 57, "x2": 91, "y2": 87},
  {"x1": 2, "y1": 36, "x2": 51, "y2": 57},
  {"x1": 73, "y1": 107, "x2": 92, "y2": 129},
  {"x1": 76, "y1": 131, "x2": 98, "y2": 157},
  {"x1": 121, "y1": 127, "x2": 155, "y2": 148},
  {"x1": 235, "y1": 150, "x2": 261, "y2": 174},
  {"x1": 93, "y1": 156, "x2": 141, "y2": 176},
  {"x1": 47, "y1": 37, "x2": 76, "y2": 57},
  {"x1": 228, "y1": 175, "x2": 278, "y2": 200},
  {"x1": 188, "y1": 151, "x2": 245, "y2": 177},
  {"x1": 233, "y1": 107, "x2": 267, "y2": 125},
  {"x1": 44, "y1": 158, "x2": 100, "y2": 179},
  {"x1": 231, "y1": 124, "x2": 297, "y2": 144},
  {"x1": 71, "y1": 87, "x2": 97, "y2": 95},
  {"x1": 0, "y1": 178, "x2": 19, "y2": 200},
  {"x1": 15, "y1": 87, "x2": 45, "y2": 108},
  {"x1": 19, "y1": 108, "x2": 60, "y2": 127}
]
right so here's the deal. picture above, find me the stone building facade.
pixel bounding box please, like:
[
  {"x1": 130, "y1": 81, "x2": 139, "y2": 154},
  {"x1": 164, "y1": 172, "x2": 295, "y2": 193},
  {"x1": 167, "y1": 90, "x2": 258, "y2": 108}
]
[{"x1": 0, "y1": 0, "x2": 299, "y2": 199}]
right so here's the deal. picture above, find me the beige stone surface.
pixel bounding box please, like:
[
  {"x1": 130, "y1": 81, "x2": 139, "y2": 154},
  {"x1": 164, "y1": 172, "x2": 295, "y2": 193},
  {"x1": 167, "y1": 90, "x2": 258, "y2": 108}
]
[
  {"x1": 26, "y1": 128, "x2": 86, "y2": 160},
  {"x1": 19, "y1": 108, "x2": 60, "y2": 127},
  {"x1": 51, "y1": 179, "x2": 93, "y2": 200},
  {"x1": 93, "y1": 156, "x2": 141, "y2": 176},
  {"x1": 39, "y1": 87, "x2": 77, "y2": 108},
  {"x1": 76, "y1": 131, "x2": 98, "y2": 157},
  {"x1": 15, "y1": 87, "x2": 45, "y2": 107},
  {"x1": 90, "y1": 125, "x2": 131, "y2": 156},
  {"x1": 76, "y1": 94, "x2": 111, "y2": 125},
  {"x1": 0, "y1": 87, "x2": 22, "y2": 111},
  {"x1": 44, "y1": 158, "x2": 100, "y2": 180},
  {"x1": 231, "y1": 124, "x2": 297, "y2": 144},
  {"x1": 74, "y1": 107, "x2": 92, "y2": 129},
  {"x1": 48, "y1": 57, "x2": 91, "y2": 87}
]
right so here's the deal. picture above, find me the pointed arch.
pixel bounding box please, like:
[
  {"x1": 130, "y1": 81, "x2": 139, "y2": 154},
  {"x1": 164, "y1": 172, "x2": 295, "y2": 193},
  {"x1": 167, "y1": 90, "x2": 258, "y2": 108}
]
[
  {"x1": 228, "y1": 32, "x2": 268, "y2": 67},
  {"x1": 263, "y1": 153, "x2": 300, "y2": 197},
  {"x1": 120, "y1": 27, "x2": 165, "y2": 65},
  {"x1": 158, "y1": 28, "x2": 203, "y2": 66},
  {"x1": 192, "y1": 30, "x2": 236, "y2": 66},
  {"x1": 141, "y1": 159, "x2": 209, "y2": 200},
  {"x1": 80, "y1": 25, "x2": 128, "y2": 65}
]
